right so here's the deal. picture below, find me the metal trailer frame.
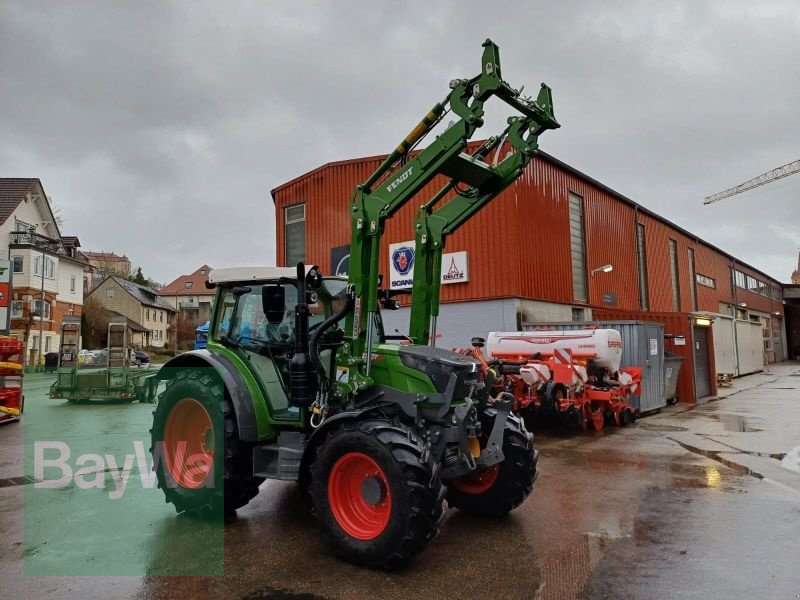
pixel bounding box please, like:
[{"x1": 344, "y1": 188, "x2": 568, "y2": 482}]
[{"x1": 50, "y1": 316, "x2": 158, "y2": 403}]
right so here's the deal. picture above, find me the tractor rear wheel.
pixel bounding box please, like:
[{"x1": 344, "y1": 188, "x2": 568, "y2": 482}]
[
  {"x1": 446, "y1": 411, "x2": 539, "y2": 517},
  {"x1": 150, "y1": 369, "x2": 264, "y2": 518},
  {"x1": 309, "y1": 417, "x2": 445, "y2": 569}
]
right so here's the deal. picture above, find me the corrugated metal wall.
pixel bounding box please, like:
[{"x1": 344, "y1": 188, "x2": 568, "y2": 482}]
[{"x1": 273, "y1": 149, "x2": 784, "y2": 319}]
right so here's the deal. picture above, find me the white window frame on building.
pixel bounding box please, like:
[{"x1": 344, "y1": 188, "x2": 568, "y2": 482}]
[
  {"x1": 34, "y1": 256, "x2": 56, "y2": 279},
  {"x1": 10, "y1": 301, "x2": 23, "y2": 319},
  {"x1": 32, "y1": 299, "x2": 51, "y2": 320},
  {"x1": 106, "y1": 287, "x2": 115, "y2": 298},
  {"x1": 284, "y1": 203, "x2": 306, "y2": 267},
  {"x1": 70, "y1": 275, "x2": 76, "y2": 292},
  {"x1": 568, "y1": 193, "x2": 587, "y2": 302},
  {"x1": 12, "y1": 256, "x2": 23, "y2": 273},
  {"x1": 15, "y1": 218, "x2": 35, "y2": 233}
]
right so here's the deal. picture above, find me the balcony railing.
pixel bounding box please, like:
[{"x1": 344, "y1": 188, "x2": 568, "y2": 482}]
[
  {"x1": 9, "y1": 231, "x2": 62, "y2": 253},
  {"x1": 179, "y1": 299, "x2": 200, "y2": 309}
]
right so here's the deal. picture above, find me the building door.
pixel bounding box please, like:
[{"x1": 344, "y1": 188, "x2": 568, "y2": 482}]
[{"x1": 693, "y1": 326, "x2": 712, "y2": 398}]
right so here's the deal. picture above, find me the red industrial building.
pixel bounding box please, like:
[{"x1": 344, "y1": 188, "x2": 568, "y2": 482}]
[{"x1": 271, "y1": 146, "x2": 786, "y2": 404}]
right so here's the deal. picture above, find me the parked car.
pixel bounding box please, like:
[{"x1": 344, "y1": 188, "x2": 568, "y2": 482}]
[{"x1": 133, "y1": 350, "x2": 150, "y2": 367}]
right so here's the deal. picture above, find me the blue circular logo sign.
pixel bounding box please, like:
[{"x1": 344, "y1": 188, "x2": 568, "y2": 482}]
[{"x1": 391, "y1": 246, "x2": 415, "y2": 276}]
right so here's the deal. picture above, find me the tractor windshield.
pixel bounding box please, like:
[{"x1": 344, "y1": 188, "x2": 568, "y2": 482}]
[{"x1": 215, "y1": 277, "x2": 351, "y2": 347}]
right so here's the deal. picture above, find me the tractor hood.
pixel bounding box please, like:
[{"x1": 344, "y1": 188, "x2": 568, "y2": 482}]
[{"x1": 397, "y1": 345, "x2": 479, "y2": 395}]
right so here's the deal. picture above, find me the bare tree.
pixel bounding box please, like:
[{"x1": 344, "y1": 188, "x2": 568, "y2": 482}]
[
  {"x1": 47, "y1": 195, "x2": 65, "y2": 229},
  {"x1": 81, "y1": 296, "x2": 110, "y2": 348}
]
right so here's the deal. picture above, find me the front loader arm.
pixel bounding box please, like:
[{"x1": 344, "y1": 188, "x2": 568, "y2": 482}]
[
  {"x1": 408, "y1": 84, "x2": 559, "y2": 345},
  {"x1": 343, "y1": 39, "x2": 547, "y2": 393}
]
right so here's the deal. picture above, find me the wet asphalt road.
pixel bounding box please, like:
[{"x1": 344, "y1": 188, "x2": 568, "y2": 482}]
[{"x1": 2, "y1": 372, "x2": 799, "y2": 599}]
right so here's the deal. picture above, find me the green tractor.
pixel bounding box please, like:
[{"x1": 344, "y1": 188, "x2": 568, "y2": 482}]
[{"x1": 150, "y1": 39, "x2": 559, "y2": 568}]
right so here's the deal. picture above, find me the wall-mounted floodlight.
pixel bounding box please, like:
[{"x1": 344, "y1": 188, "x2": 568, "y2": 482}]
[{"x1": 591, "y1": 264, "x2": 613, "y2": 277}]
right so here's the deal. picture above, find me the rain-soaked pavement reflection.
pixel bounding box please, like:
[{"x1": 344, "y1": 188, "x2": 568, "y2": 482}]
[
  {"x1": 131, "y1": 424, "x2": 800, "y2": 600},
  {"x1": 3, "y1": 369, "x2": 800, "y2": 600}
]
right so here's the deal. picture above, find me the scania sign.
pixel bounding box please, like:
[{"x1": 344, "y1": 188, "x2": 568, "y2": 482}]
[
  {"x1": 390, "y1": 245, "x2": 415, "y2": 288},
  {"x1": 388, "y1": 242, "x2": 469, "y2": 290}
]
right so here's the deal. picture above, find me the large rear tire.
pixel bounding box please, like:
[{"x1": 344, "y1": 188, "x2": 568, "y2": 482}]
[
  {"x1": 309, "y1": 417, "x2": 445, "y2": 569},
  {"x1": 446, "y1": 411, "x2": 539, "y2": 517},
  {"x1": 150, "y1": 369, "x2": 264, "y2": 518}
]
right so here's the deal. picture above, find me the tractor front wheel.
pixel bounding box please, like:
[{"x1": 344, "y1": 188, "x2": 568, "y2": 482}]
[
  {"x1": 310, "y1": 417, "x2": 445, "y2": 569},
  {"x1": 446, "y1": 411, "x2": 539, "y2": 517}
]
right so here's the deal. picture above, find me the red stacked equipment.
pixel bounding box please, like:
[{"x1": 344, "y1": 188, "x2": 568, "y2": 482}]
[{"x1": 0, "y1": 336, "x2": 24, "y2": 422}]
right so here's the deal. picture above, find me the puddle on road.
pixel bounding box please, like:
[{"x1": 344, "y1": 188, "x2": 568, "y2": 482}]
[{"x1": 720, "y1": 414, "x2": 761, "y2": 432}]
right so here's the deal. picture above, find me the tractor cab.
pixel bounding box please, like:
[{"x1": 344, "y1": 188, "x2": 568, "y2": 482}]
[{"x1": 205, "y1": 267, "x2": 357, "y2": 420}]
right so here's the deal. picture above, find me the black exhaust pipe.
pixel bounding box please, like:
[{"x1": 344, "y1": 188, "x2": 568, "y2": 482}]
[{"x1": 289, "y1": 263, "x2": 317, "y2": 407}]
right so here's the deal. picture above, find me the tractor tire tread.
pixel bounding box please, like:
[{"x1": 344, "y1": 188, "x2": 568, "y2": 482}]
[
  {"x1": 149, "y1": 368, "x2": 263, "y2": 519},
  {"x1": 310, "y1": 417, "x2": 444, "y2": 570},
  {"x1": 446, "y1": 412, "x2": 539, "y2": 517}
]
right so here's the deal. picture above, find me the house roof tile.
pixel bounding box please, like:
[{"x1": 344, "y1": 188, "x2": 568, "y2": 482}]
[
  {"x1": 110, "y1": 277, "x2": 176, "y2": 311},
  {"x1": 0, "y1": 178, "x2": 39, "y2": 226},
  {"x1": 158, "y1": 265, "x2": 213, "y2": 296}
]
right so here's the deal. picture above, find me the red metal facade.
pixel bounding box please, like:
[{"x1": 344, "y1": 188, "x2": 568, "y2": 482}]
[{"x1": 272, "y1": 149, "x2": 784, "y2": 317}]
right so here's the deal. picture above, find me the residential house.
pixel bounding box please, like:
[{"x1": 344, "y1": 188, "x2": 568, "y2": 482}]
[
  {"x1": 63, "y1": 236, "x2": 97, "y2": 293},
  {"x1": 0, "y1": 178, "x2": 87, "y2": 361},
  {"x1": 87, "y1": 276, "x2": 175, "y2": 348},
  {"x1": 83, "y1": 251, "x2": 131, "y2": 289},
  {"x1": 158, "y1": 265, "x2": 214, "y2": 326}
]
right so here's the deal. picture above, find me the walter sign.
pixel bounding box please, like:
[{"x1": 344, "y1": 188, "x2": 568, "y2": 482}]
[{"x1": 388, "y1": 241, "x2": 468, "y2": 290}]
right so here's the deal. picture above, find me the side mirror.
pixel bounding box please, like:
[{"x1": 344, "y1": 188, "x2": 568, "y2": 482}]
[{"x1": 262, "y1": 285, "x2": 286, "y2": 325}]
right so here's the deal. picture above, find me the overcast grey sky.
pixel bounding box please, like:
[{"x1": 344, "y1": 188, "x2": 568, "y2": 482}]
[{"x1": 1, "y1": 1, "x2": 798, "y2": 284}]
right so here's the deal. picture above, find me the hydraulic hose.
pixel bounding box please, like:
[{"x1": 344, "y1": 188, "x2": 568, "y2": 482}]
[{"x1": 309, "y1": 294, "x2": 355, "y2": 379}]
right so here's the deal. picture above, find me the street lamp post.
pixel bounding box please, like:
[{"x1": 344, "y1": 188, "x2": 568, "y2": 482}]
[
  {"x1": 588, "y1": 264, "x2": 614, "y2": 308},
  {"x1": 37, "y1": 248, "x2": 45, "y2": 371}
]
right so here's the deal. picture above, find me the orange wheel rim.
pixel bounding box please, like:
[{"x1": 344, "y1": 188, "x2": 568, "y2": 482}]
[
  {"x1": 328, "y1": 453, "x2": 391, "y2": 540},
  {"x1": 163, "y1": 398, "x2": 215, "y2": 489},
  {"x1": 450, "y1": 464, "x2": 500, "y2": 495},
  {"x1": 591, "y1": 408, "x2": 605, "y2": 431}
]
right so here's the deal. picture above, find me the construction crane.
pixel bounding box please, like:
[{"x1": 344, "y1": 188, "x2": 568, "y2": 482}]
[{"x1": 704, "y1": 159, "x2": 800, "y2": 204}]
